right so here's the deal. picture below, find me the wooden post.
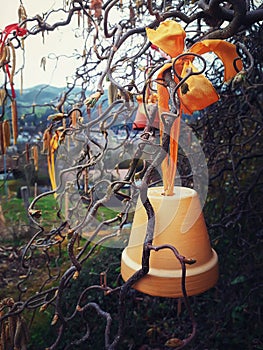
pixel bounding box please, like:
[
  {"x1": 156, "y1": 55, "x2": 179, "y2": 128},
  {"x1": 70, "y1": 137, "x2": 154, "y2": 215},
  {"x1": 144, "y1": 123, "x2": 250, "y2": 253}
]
[
  {"x1": 21, "y1": 186, "x2": 30, "y2": 210},
  {"x1": 34, "y1": 182, "x2": 38, "y2": 197}
]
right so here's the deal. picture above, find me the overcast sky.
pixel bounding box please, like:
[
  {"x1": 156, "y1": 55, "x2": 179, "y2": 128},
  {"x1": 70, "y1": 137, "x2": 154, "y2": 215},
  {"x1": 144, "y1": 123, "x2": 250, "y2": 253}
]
[{"x1": 0, "y1": 0, "x2": 84, "y2": 88}]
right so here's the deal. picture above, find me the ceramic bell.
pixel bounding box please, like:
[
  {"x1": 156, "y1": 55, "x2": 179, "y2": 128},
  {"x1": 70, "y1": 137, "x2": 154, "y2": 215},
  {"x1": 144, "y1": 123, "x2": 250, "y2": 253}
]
[{"x1": 121, "y1": 186, "x2": 219, "y2": 298}]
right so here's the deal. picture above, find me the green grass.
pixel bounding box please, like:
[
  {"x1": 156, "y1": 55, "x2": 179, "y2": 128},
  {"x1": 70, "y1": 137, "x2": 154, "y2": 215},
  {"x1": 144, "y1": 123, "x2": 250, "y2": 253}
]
[
  {"x1": 0, "y1": 179, "x2": 22, "y2": 196},
  {"x1": 1, "y1": 195, "x2": 59, "y2": 229},
  {"x1": 1, "y1": 197, "x2": 29, "y2": 223},
  {"x1": 96, "y1": 206, "x2": 119, "y2": 222},
  {"x1": 32, "y1": 195, "x2": 59, "y2": 222}
]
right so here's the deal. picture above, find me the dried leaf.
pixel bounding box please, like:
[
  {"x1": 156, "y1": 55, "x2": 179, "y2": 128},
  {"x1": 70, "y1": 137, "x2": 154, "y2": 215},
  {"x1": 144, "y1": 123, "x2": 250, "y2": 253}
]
[
  {"x1": 40, "y1": 57, "x2": 46, "y2": 71},
  {"x1": 39, "y1": 304, "x2": 48, "y2": 312},
  {"x1": 73, "y1": 271, "x2": 79, "y2": 280},
  {"x1": 28, "y1": 209, "x2": 42, "y2": 219},
  {"x1": 31, "y1": 145, "x2": 39, "y2": 171},
  {"x1": 2, "y1": 120, "x2": 11, "y2": 150},
  {"x1": 11, "y1": 100, "x2": 18, "y2": 145},
  {"x1": 42, "y1": 128, "x2": 52, "y2": 153},
  {"x1": 85, "y1": 91, "x2": 102, "y2": 108},
  {"x1": 51, "y1": 314, "x2": 58, "y2": 326},
  {"x1": 18, "y1": 4, "x2": 27, "y2": 23},
  {"x1": 0, "y1": 46, "x2": 11, "y2": 66},
  {"x1": 0, "y1": 88, "x2": 7, "y2": 105},
  {"x1": 47, "y1": 113, "x2": 65, "y2": 122},
  {"x1": 165, "y1": 338, "x2": 184, "y2": 348},
  {"x1": 90, "y1": 0, "x2": 103, "y2": 18}
]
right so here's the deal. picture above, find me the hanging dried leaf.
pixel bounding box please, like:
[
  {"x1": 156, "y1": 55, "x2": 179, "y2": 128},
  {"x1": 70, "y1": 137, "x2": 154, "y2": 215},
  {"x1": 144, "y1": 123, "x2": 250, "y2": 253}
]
[
  {"x1": 39, "y1": 304, "x2": 47, "y2": 312},
  {"x1": 31, "y1": 145, "x2": 39, "y2": 171},
  {"x1": 73, "y1": 271, "x2": 79, "y2": 280},
  {"x1": 165, "y1": 338, "x2": 184, "y2": 348},
  {"x1": 90, "y1": 0, "x2": 103, "y2": 19},
  {"x1": 47, "y1": 113, "x2": 65, "y2": 122},
  {"x1": 47, "y1": 147, "x2": 57, "y2": 191},
  {"x1": 0, "y1": 46, "x2": 11, "y2": 67},
  {"x1": 18, "y1": 4, "x2": 27, "y2": 24},
  {"x1": 100, "y1": 271, "x2": 107, "y2": 288},
  {"x1": 0, "y1": 88, "x2": 6, "y2": 105},
  {"x1": 40, "y1": 57, "x2": 46, "y2": 71},
  {"x1": 85, "y1": 91, "x2": 102, "y2": 108},
  {"x1": 42, "y1": 127, "x2": 52, "y2": 153},
  {"x1": 18, "y1": 3, "x2": 27, "y2": 50},
  {"x1": 25, "y1": 143, "x2": 30, "y2": 163},
  {"x1": 70, "y1": 109, "x2": 80, "y2": 128},
  {"x1": 28, "y1": 209, "x2": 42, "y2": 219},
  {"x1": 77, "y1": 10, "x2": 81, "y2": 27},
  {"x1": 7, "y1": 42, "x2": 16, "y2": 99},
  {"x1": 11, "y1": 100, "x2": 18, "y2": 145},
  {"x1": 47, "y1": 129, "x2": 62, "y2": 192},
  {"x1": 136, "y1": 0, "x2": 143, "y2": 9},
  {"x1": 2, "y1": 120, "x2": 11, "y2": 150},
  {"x1": 51, "y1": 314, "x2": 58, "y2": 326},
  {"x1": 82, "y1": 49, "x2": 87, "y2": 60}
]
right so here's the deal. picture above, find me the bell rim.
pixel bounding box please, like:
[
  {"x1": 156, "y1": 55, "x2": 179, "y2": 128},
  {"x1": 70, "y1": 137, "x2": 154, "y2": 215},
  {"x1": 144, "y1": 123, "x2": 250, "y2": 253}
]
[{"x1": 121, "y1": 247, "x2": 218, "y2": 278}]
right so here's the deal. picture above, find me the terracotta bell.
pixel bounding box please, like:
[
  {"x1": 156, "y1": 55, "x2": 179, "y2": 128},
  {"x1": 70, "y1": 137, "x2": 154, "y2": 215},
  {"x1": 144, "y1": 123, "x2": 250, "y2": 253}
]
[{"x1": 121, "y1": 186, "x2": 219, "y2": 298}]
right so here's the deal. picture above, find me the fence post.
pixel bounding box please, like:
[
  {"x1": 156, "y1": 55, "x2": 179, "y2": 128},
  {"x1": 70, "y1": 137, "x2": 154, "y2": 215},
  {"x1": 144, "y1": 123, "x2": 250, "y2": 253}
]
[{"x1": 21, "y1": 186, "x2": 30, "y2": 210}]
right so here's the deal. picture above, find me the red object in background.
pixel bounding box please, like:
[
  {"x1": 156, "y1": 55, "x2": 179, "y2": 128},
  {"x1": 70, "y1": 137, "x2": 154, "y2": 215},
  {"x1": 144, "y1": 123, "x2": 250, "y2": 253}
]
[
  {"x1": 133, "y1": 101, "x2": 148, "y2": 130},
  {"x1": 133, "y1": 95, "x2": 159, "y2": 130},
  {"x1": 0, "y1": 23, "x2": 27, "y2": 52},
  {"x1": 3, "y1": 23, "x2": 27, "y2": 37},
  {"x1": 0, "y1": 23, "x2": 27, "y2": 98}
]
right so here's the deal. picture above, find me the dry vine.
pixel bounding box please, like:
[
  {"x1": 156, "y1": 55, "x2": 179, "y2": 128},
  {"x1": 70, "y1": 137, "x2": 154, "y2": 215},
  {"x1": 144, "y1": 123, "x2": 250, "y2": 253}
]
[{"x1": 0, "y1": 1, "x2": 262, "y2": 349}]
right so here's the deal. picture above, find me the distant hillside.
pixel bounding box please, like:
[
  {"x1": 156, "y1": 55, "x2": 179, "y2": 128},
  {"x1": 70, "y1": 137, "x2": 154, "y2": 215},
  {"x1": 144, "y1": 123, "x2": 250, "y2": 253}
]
[
  {"x1": 16, "y1": 85, "x2": 73, "y2": 106},
  {"x1": 1, "y1": 85, "x2": 86, "y2": 125},
  {"x1": 3, "y1": 85, "x2": 135, "y2": 129}
]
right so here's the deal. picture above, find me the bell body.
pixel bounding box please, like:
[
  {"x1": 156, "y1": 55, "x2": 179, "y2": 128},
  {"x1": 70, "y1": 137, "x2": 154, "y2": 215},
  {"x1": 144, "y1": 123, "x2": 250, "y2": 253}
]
[{"x1": 121, "y1": 186, "x2": 218, "y2": 298}]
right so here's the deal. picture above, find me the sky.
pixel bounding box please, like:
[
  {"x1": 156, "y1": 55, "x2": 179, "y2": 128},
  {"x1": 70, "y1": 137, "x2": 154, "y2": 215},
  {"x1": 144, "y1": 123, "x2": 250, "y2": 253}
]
[
  {"x1": 1, "y1": 1, "x2": 261, "y2": 89},
  {"x1": 0, "y1": 0, "x2": 85, "y2": 88}
]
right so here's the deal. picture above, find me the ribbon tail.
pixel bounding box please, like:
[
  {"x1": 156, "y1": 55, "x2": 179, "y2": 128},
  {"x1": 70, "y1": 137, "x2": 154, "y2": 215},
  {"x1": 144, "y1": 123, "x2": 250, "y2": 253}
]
[
  {"x1": 157, "y1": 64, "x2": 181, "y2": 196},
  {"x1": 167, "y1": 117, "x2": 180, "y2": 196},
  {"x1": 48, "y1": 150, "x2": 57, "y2": 197}
]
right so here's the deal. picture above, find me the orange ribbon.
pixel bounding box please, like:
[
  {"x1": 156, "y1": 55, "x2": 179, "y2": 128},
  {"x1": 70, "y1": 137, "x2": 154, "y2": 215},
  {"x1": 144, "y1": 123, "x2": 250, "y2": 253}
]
[{"x1": 146, "y1": 20, "x2": 243, "y2": 195}]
